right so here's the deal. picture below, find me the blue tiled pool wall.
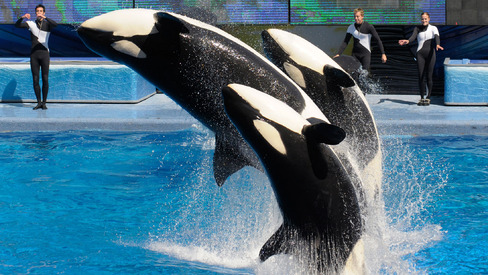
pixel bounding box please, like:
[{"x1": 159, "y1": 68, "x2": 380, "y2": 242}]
[
  {"x1": 0, "y1": 60, "x2": 155, "y2": 102},
  {"x1": 1, "y1": 24, "x2": 487, "y2": 98},
  {"x1": 444, "y1": 58, "x2": 488, "y2": 105}
]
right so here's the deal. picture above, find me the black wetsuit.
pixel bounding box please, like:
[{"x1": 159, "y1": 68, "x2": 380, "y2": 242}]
[
  {"x1": 407, "y1": 24, "x2": 440, "y2": 99},
  {"x1": 337, "y1": 21, "x2": 385, "y2": 71},
  {"x1": 15, "y1": 16, "x2": 57, "y2": 108}
]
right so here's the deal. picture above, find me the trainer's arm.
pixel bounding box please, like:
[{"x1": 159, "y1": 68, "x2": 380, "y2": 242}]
[
  {"x1": 45, "y1": 17, "x2": 58, "y2": 29},
  {"x1": 335, "y1": 33, "x2": 352, "y2": 57},
  {"x1": 15, "y1": 15, "x2": 29, "y2": 28},
  {"x1": 369, "y1": 24, "x2": 387, "y2": 63}
]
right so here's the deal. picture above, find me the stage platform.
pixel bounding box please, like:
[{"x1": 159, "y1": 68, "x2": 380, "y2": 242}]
[
  {"x1": 0, "y1": 57, "x2": 155, "y2": 103},
  {"x1": 0, "y1": 94, "x2": 487, "y2": 134}
]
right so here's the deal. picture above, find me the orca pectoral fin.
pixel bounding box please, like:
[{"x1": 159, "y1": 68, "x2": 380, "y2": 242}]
[
  {"x1": 259, "y1": 224, "x2": 290, "y2": 262},
  {"x1": 303, "y1": 123, "x2": 346, "y2": 145},
  {"x1": 323, "y1": 64, "x2": 356, "y2": 88},
  {"x1": 213, "y1": 134, "x2": 261, "y2": 187}
]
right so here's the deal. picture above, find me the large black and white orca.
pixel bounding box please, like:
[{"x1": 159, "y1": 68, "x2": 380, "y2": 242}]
[
  {"x1": 261, "y1": 28, "x2": 382, "y2": 201},
  {"x1": 77, "y1": 9, "x2": 329, "y2": 186},
  {"x1": 222, "y1": 83, "x2": 364, "y2": 273}
]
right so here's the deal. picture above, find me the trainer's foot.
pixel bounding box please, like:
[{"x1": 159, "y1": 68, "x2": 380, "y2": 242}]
[
  {"x1": 417, "y1": 99, "x2": 429, "y2": 106},
  {"x1": 33, "y1": 104, "x2": 42, "y2": 110},
  {"x1": 41, "y1": 103, "x2": 47, "y2": 110}
]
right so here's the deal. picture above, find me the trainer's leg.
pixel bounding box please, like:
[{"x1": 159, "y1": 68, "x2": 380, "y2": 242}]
[
  {"x1": 30, "y1": 53, "x2": 42, "y2": 110},
  {"x1": 361, "y1": 54, "x2": 371, "y2": 72},
  {"x1": 353, "y1": 52, "x2": 371, "y2": 71},
  {"x1": 425, "y1": 52, "x2": 436, "y2": 99},
  {"x1": 416, "y1": 54, "x2": 427, "y2": 99},
  {"x1": 39, "y1": 51, "x2": 50, "y2": 109}
]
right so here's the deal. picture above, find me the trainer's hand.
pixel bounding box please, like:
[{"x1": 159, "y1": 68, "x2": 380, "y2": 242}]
[
  {"x1": 381, "y1": 54, "x2": 387, "y2": 63},
  {"x1": 436, "y1": 45, "x2": 444, "y2": 51},
  {"x1": 398, "y1": 39, "x2": 409, "y2": 46},
  {"x1": 22, "y1": 13, "x2": 31, "y2": 19}
]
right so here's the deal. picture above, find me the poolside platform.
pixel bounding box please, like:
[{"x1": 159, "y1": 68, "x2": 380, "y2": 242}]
[{"x1": 0, "y1": 94, "x2": 486, "y2": 135}]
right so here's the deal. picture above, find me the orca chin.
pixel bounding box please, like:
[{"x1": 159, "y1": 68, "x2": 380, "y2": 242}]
[
  {"x1": 78, "y1": 10, "x2": 330, "y2": 187},
  {"x1": 223, "y1": 83, "x2": 364, "y2": 273}
]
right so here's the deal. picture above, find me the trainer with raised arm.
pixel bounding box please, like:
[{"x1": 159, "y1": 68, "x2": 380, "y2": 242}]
[{"x1": 15, "y1": 4, "x2": 57, "y2": 110}]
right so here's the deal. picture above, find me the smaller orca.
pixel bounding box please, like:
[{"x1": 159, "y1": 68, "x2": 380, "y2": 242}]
[
  {"x1": 261, "y1": 28, "x2": 382, "y2": 202},
  {"x1": 222, "y1": 83, "x2": 364, "y2": 273}
]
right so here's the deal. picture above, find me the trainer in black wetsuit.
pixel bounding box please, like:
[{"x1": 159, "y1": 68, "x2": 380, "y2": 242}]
[
  {"x1": 15, "y1": 4, "x2": 57, "y2": 110},
  {"x1": 334, "y1": 8, "x2": 387, "y2": 71},
  {"x1": 399, "y1": 12, "x2": 443, "y2": 105}
]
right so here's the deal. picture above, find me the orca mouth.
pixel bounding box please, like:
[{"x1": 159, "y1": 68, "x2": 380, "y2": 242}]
[
  {"x1": 78, "y1": 26, "x2": 148, "y2": 59},
  {"x1": 77, "y1": 26, "x2": 115, "y2": 50}
]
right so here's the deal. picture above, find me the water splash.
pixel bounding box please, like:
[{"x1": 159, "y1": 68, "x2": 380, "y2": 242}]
[
  {"x1": 361, "y1": 136, "x2": 448, "y2": 274},
  {"x1": 144, "y1": 128, "x2": 281, "y2": 271},
  {"x1": 357, "y1": 69, "x2": 386, "y2": 95},
  {"x1": 141, "y1": 126, "x2": 448, "y2": 273}
]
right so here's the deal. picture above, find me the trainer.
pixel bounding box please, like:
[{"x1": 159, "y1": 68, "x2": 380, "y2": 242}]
[
  {"x1": 334, "y1": 8, "x2": 387, "y2": 71},
  {"x1": 398, "y1": 12, "x2": 444, "y2": 106},
  {"x1": 15, "y1": 4, "x2": 57, "y2": 110}
]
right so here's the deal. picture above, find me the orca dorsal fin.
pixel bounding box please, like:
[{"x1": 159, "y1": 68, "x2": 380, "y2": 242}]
[
  {"x1": 323, "y1": 64, "x2": 356, "y2": 88},
  {"x1": 154, "y1": 12, "x2": 190, "y2": 34},
  {"x1": 259, "y1": 224, "x2": 290, "y2": 262},
  {"x1": 213, "y1": 133, "x2": 261, "y2": 186},
  {"x1": 302, "y1": 122, "x2": 346, "y2": 145},
  {"x1": 302, "y1": 123, "x2": 345, "y2": 180}
]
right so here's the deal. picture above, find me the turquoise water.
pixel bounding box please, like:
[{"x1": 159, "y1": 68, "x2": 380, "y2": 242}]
[
  {"x1": 0, "y1": 131, "x2": 486, "y2": 274},
  {"x1": 381, "y1": 135, "x2": 488, "y2": 273}
]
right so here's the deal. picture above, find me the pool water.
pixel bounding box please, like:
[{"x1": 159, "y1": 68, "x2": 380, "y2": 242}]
[
  {"x1": 381, "y1": 135, "x2": 488, "y2": 273},
  {"x1": 0, "y1": 130, "x2": 486, "y2": 274}
]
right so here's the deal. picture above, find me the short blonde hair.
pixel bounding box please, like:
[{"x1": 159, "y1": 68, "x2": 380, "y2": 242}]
[{"x1": 354, "y1": 8, "x2": 364, "y2": 17}]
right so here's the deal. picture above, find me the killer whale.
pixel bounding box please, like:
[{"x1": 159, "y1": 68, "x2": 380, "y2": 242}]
[
  {"x1": 222, "y1": 83, "x2": 364, "y2": 273},
  {"x1": 77, "y1": 9, "x2": 329, "y2": 186},
  {"x1": 261, "y1": 28, "x2": 382, "y2": 201}
]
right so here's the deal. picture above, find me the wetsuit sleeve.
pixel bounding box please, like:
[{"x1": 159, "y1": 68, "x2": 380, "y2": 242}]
[
  {"x1": 337, "y1": 33, "x2": 352, "y2": 55},
  {"x1": 407, "y1": 27, "x2": 419, "y2": 43},
  {"x1": 434, "y1": 35, "x2": 440, "y2": 47},
  {"x1": 369, "y1": 24, "x2": 385, "y2": 54},
  {"x1": 15, "y1": 17, "x2": 28, "y2": 28},
  {"x1": 45, "y1": 17, "x2": 58, "y2": 30},
  {"x1": 433, "y1": 27, "x2": 440, "y2": 46}
]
